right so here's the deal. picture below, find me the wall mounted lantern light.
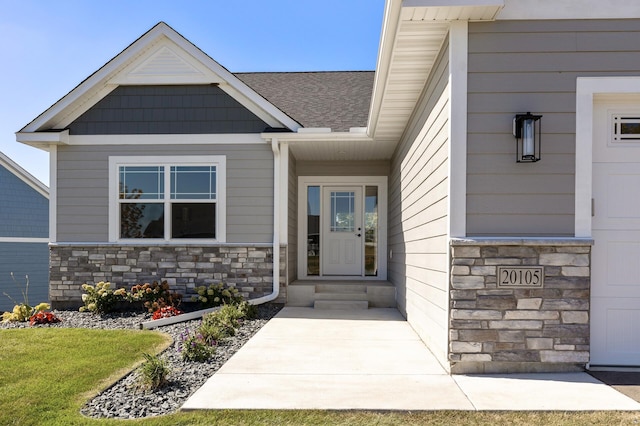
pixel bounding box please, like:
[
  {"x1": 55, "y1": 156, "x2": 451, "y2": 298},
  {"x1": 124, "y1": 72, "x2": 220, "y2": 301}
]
[{"x1": 513, "y1": 112, "x2": 542, "y2": 163}]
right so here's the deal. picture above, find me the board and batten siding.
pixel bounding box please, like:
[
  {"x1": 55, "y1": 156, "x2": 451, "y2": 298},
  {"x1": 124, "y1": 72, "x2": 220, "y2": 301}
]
[
  {"x1": 389, "y1": 36, "x2": 450, "y2": 364},
  {"x1": 467, "y1": 19, "x2": 640, "y2": 236},
  {"x1": 55, "y1": 144, "x2": 274, "y2": 243}
]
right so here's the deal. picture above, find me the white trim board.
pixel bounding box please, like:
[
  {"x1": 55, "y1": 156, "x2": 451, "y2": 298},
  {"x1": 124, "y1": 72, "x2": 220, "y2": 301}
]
[
  {"x1": 65, "y1": 134, "x2": 267, "y2": 146},
  {"x1": 0, "y1": 237, "x2": 49, "y2": 243},
  {"x1": 575, "y1": 77, "x2": 640, "y2": 238},
  {"x1": 448, "y1": 21, "x2": 468, "y2": 239}
]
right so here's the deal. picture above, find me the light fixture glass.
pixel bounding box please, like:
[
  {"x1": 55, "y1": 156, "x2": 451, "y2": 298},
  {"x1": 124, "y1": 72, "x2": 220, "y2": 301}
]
[{"x1": 513, "y1": 112, "x2": 542, "y2": 163}]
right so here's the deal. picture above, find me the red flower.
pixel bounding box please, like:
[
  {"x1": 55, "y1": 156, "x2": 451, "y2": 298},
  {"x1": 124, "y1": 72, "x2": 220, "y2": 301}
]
[
  {"x1": 152, "y1": 306, "x2": 183, "y2": 320},
  {"x1": 29, "y1": 311, "x2": 61, "y2": 326}
]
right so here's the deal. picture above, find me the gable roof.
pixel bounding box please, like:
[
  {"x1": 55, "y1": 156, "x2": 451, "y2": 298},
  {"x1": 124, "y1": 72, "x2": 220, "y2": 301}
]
[
  {"x1": 17, "y1": 22, "x2": 301, "y2": 147},
  {"x1": 236, "y1": 71, "x2": 374, "y2": 132},
  {"x1": 0, "y1": 151, "x2": 49, "y2": 198}
]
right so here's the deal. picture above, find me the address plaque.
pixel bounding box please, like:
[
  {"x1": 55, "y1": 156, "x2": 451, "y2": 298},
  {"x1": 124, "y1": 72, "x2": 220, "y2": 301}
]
[{"x1": 497, "y1": 266, "x2": 544, "y2": 288}]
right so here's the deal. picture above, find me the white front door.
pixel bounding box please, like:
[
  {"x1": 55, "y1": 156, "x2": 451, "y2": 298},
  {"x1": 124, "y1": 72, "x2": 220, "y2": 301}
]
[
  {"x1": 322, "y1": 186, "x2": 363, "y2": 276},
  {"x1": 591, "y1": 98, "x2": 640, "y2": 366}
]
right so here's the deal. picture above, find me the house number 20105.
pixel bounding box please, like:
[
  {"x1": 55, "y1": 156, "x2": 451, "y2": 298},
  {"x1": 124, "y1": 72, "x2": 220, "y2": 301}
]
[{"x1": 497, "y1": 267, "x2": 544, "y2": 288}]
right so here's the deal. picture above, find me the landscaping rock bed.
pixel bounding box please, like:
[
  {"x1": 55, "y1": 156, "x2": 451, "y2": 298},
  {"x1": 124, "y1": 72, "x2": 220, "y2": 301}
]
[{"x1": 0, "y1": 304, "x2": 282, "y2": 419}]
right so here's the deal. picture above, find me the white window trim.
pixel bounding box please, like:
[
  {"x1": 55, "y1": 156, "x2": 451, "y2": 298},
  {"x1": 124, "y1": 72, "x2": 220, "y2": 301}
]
[
  {"x1": 297, "y1": 176, "x2": 388, "y2": 280},
  {"x1": 108, "y1": 155, "x2": 226, "y2": 243}
]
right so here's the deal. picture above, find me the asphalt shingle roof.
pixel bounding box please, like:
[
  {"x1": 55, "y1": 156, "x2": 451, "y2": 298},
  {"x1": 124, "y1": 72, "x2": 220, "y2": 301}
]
[{"x1": 235, "y1": 71, "x2": 374, "y2": 132}]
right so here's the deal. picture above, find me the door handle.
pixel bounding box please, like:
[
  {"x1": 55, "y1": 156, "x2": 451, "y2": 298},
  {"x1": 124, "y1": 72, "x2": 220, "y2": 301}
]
[{"x1": 356, "y1": 233, "x2": 361, "y2": 237}]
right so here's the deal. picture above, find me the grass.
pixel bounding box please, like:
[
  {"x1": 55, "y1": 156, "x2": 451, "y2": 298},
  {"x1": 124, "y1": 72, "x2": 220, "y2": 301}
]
[{"x1": 1, "y1": 328, "x2": 640, "y2": 426}]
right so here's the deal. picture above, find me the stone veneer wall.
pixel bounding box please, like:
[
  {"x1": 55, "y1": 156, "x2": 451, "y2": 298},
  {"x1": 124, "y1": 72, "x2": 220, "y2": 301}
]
[
  {"x1": 449, "y1": 238, "x2": 592, "y2": 374},
  {"x1": 49, "y1": 244, "x2": 286, "y2": 309}
]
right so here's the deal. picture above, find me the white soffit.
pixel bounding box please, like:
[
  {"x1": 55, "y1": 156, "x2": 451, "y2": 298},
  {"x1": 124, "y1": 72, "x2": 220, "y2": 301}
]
[{"x1": 370, "y1": 1, "x2": 501, "y2": 147}]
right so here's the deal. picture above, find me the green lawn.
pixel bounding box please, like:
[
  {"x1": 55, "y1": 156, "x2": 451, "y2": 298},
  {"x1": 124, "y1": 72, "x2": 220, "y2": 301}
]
[{"x1": 1, "y1": 328, "x2": 639, "y2": 426}]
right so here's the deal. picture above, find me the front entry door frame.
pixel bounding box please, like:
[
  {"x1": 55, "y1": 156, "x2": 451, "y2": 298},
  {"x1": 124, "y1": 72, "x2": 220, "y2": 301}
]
[{"x1": 297, "y1": 176, "x2": 387, "y2": 280}]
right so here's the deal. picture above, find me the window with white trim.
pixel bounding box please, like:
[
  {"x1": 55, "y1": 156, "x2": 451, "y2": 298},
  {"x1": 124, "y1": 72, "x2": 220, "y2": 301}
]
[{"x1": 110, "y1": 156, "x2": 226, "y2": 242}]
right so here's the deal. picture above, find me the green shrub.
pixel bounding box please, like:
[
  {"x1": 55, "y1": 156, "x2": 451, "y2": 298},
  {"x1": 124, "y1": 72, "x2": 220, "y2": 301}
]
[
  {"x1": 190, "y1": 283, "x2": 242, "y2": 308},
  {"x1": 128, "y1": 281, "x2": 182, "y2": 312},
  {"x1": 79, "y1": 282, "x2": 127, "y2": 314},
  {"x1": 2, "y1": 273, "x2": 52, "y2": 323},
  {"x1": 179, "y1": 329, "x2": 216, "y2": 362},
  {"x1": 138, "y1": 353, "x2": 170, "y2": 390},
  {"x1": 199, "y1": 302, "x2": 255, "y2": 344},
  {"x1": 236, "y1": 300, "x2": 257, "y2": 319}
]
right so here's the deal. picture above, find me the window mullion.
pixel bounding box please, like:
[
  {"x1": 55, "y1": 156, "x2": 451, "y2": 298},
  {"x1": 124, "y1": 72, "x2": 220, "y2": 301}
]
[{"x1": 164, "y1": 165, "x2": 170, "y2": 241}]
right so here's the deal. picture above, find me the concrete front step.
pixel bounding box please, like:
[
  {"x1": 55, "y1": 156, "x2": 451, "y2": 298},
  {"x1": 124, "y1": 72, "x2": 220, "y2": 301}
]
[
  {"x1": 314, "y1": 300, "x2": 369, "y2": 310},
  {"x1": 288, "y1": 281, "x2": 396, "y2": 309}
]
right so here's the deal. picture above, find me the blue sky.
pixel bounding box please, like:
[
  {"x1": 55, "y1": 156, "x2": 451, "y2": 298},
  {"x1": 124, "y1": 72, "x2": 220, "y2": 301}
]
[{"x1": 0, "y1": 0, "x2": 385, "y2": 185}]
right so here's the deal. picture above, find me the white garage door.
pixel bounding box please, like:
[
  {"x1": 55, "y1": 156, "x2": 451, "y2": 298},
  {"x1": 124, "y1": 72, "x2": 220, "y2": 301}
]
[{"x1": 591, "y1": 97, "x2": 640, "y2": 366}]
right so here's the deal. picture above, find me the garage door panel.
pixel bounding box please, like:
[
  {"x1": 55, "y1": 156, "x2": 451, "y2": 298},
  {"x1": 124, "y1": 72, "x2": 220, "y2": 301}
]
[
  {"x1": 591, "y1": 297, "x2": 640, "y2": 366},
  {"x1": 593, "y1": 164, "x2": 640, "y2": 229},
  {"x1": 592, "y1": 98, "x2": 640, "y2": 367},
  {"x1": 592, "y1": 230, "x2": 640, "y2": 296}
]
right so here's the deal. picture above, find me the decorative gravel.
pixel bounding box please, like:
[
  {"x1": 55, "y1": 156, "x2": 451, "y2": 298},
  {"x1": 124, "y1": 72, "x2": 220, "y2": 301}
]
[{"x1": 0, "y1": 304, "x2": 282, "y2": 419}]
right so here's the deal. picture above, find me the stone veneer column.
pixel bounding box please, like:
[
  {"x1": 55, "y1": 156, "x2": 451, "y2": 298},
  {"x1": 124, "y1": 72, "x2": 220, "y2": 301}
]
[
  {"x1": 49, "y1": 244, "x2": 287, "y2": 309},
  {"x1": 449, "y1": 238, "x2": 592, "y2": 374}
]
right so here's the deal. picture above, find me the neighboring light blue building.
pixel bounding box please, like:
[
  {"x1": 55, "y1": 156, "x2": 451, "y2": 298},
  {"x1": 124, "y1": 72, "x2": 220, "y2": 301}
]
[{"x1": 0, "y1": 151, "x2": 49, "y2": 312}]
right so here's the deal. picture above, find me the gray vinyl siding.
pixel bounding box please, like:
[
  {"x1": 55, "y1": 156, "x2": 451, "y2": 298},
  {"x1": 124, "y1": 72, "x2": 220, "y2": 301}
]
[
  {"x1": 389, "y1": 36, "x2": 450, "y2": 363},
  {"x1": 296, "y1": 160, "x2": 390, "y2": 176},
  {"x1": 0, "y1": 243, "x2": 49, "y2": 312},
  {"x1": 68, "y1": 85, "x2": 270, "y2": 135},
  {"x1": 287, "y1": 153, "x2": 298, "y2": 283},
  {"x1": 467, "y1": 19, "x2": 640, "y2": 236},
  {"x1": 0, "y1": 165, "x2": 48, "y2": 238},
  {"x1": 56, "y1": 144, "x2": 273, "y2": 243}
]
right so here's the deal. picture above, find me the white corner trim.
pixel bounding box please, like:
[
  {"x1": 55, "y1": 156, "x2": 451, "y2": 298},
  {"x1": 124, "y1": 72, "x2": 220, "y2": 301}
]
[
  {"x1": 448, "y1": 21, "x2": 468, "y2": 239},
  {"x1": 49, "y1": 145, "x2": 58, "y2": 243},
  {"x1": 279, "y1": 143, "x2": 289, "y2": 244},
  {"x1": 575, "y1": 77, "x2": 640, "y2": 238}
]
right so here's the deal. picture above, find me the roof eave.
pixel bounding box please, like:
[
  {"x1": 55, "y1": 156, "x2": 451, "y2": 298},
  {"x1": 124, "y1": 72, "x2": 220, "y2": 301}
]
[
  {"x1": 367, "y1": 0, "x2": 503, "y2": 141},
  {"x1": 19, "y1": 22, "x2": 300, "y2": 136}
]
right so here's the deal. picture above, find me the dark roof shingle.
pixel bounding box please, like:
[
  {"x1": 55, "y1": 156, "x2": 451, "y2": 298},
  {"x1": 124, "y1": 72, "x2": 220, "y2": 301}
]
[{"x1": 235, "y1": 71, "x2": 374, "y2": 132}]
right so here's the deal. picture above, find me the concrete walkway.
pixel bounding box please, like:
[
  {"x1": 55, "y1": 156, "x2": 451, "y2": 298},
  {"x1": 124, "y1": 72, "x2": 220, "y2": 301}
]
[{"x1": 182, "y1": 307, "x2": 640, "y2": 411}]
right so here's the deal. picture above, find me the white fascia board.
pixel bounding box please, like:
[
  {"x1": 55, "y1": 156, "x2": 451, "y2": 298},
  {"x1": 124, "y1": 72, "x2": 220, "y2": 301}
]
[
  {"x1": 403, "y1": 0, "x2": 503, "y2": 7},
  {"x1": 21, "y1": 23, "x2": 299, "y2": 134},
  {"x1": 0, "y1": 151, "x2": 49, "y2": 198},
  {"x1": 161, "y1": 30, "x2": 301, "y2": 131},
  {"x1": 20, "y1": 25, "x2": 172, "y2": 133},
  {"x1": 497, "y1": 0, "x2": 640, "y2": 19},
  {"x1": 368, "y1": 0, "x2": 403, "y2": 139},
  {"x1": 261, "y1": 131, "x2": 373, "y2": 143},
  {"x1": 16, "y1": 129, "x2": 69, "y2": 146}
]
